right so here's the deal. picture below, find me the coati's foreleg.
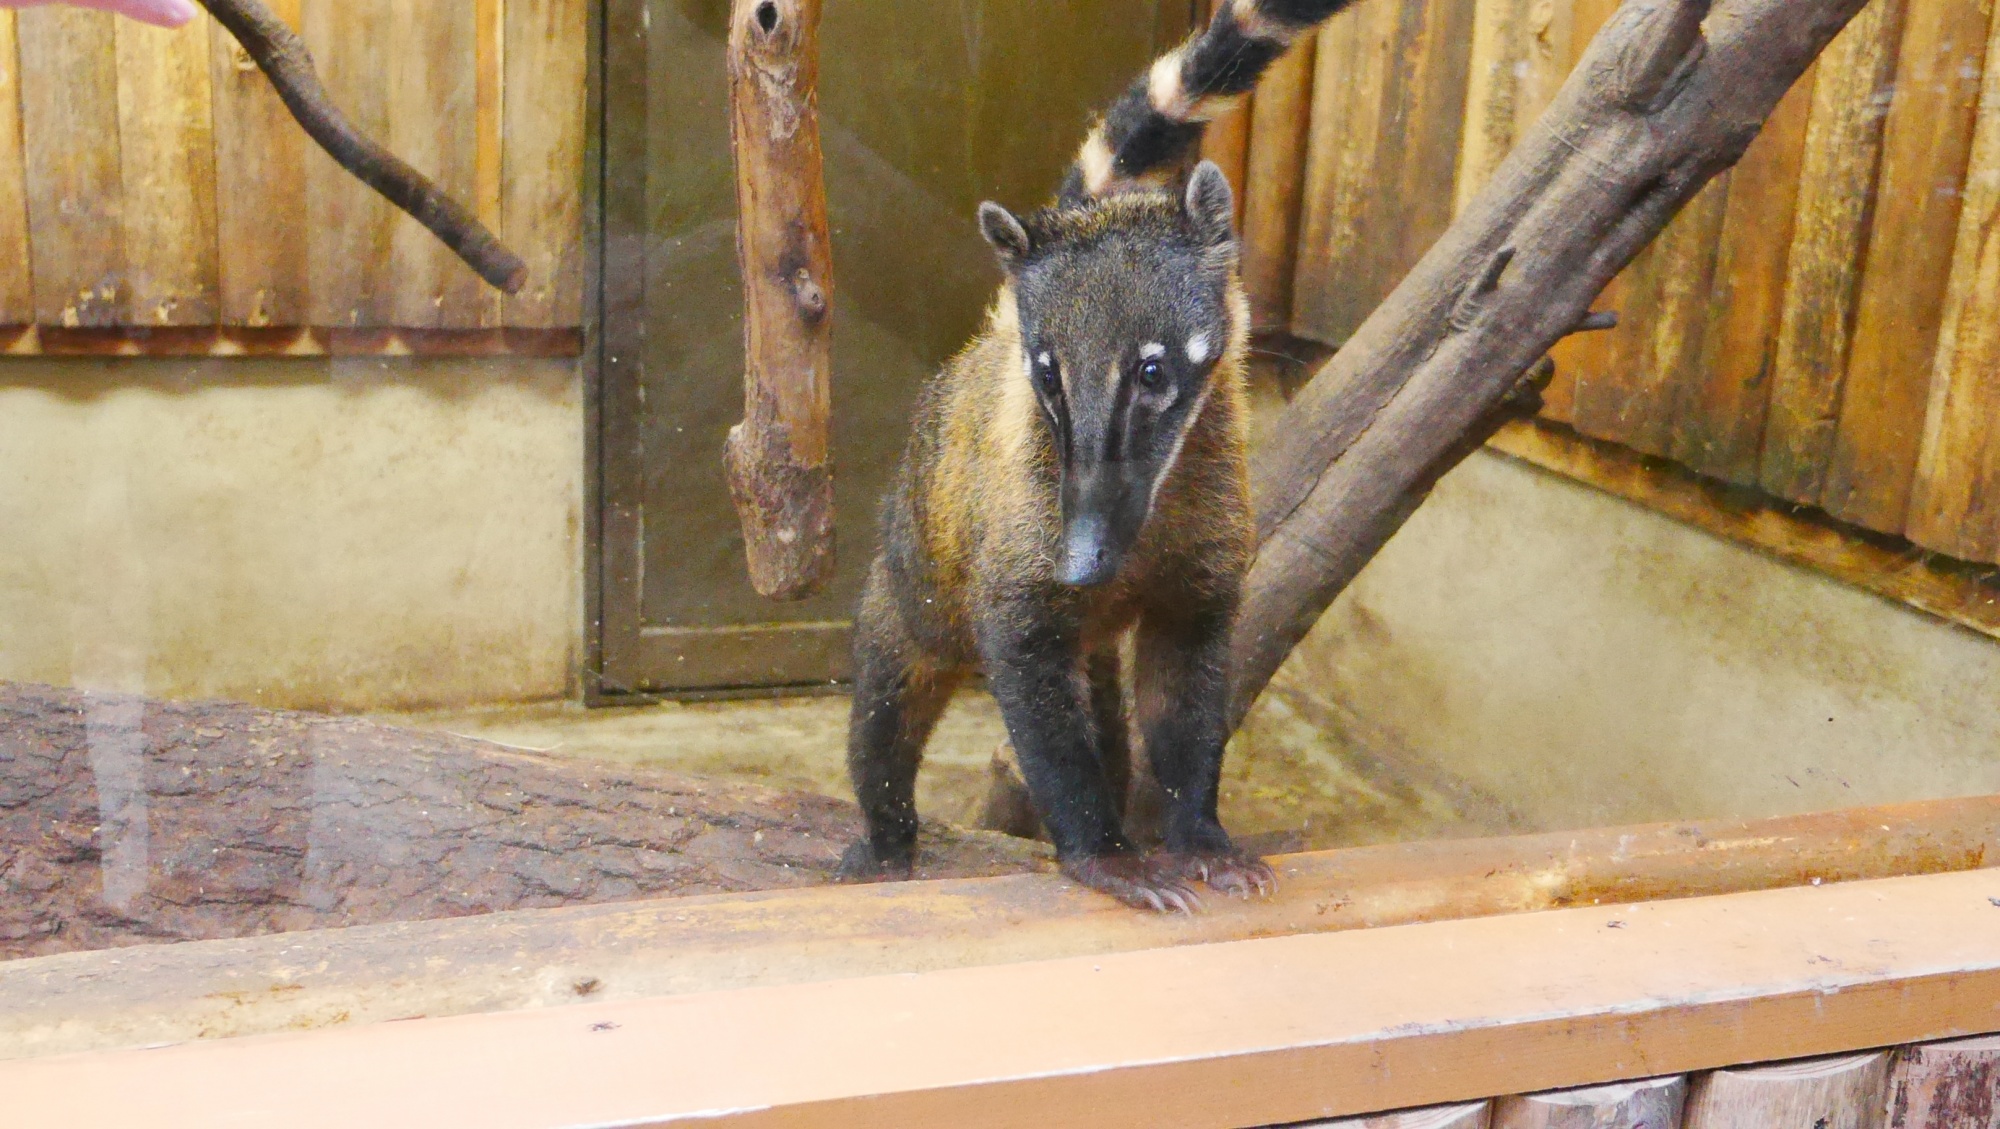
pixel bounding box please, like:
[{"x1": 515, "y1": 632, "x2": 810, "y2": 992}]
[
  {"x1": 1085, "y1": 646, "x2": 1131, "y2": 823},
  {"x1": 981, "y1": 610, "x2": 1201, "y2": 912},
  {"x1": 840, "y1": 569, "x2": 962, "y2": 878},
  {"x1": 1134, "y1": 603, "x2": 1277, "y2": 897}
]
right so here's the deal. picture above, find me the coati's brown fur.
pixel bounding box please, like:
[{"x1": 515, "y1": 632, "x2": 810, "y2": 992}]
[{"x1": 843, "y1": 0, "x2": 1362, "y2": 911}]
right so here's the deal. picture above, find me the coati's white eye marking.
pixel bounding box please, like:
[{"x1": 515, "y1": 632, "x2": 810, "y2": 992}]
[
  {"x1": 1037, "y1": 351, "x2": 1052, "y2": 368},
  {"x1": 1139, "y1": 342, "x2": 1166, "y2": 360},
  {"x1": 1185, "y1": 333, "x2": 1211, "y2": 364}
]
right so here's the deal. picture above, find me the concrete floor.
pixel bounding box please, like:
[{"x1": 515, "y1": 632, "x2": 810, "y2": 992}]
[{"x1": 380, "y1": 680, "x2": 1508, "y2": 856}]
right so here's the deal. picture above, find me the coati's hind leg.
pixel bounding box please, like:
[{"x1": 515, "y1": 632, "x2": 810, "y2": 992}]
[
  {"x1": 1134, "y1": 606, "x2": 1276, "y2": 898},
  {"x1": 981, "y1": 613, "x2": 1201, "y2": 913},
  {"x1": 841, "y1": 568, "x2": 962, "y2": 880}
]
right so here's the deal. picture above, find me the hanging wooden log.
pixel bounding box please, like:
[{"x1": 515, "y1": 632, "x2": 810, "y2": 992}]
[
  {"x1": 1228, "y1": 0, "x2": 1880, "y2": 725},
  {"x1": 1684, "y1": 1051, "x2": 1893, "y2": 1129},
  {"x1": 1493, "y1": 1075, "x2": 1687, "y2": 1128},
  {"x1": 192, "y1": 0, "x2": 526, "y2": 294},
  {"x1": 1301, "y1": 1100, "x2": 1491, "y2": 1128},
  {"x1": 721, "y1": 0, "x2": 837, "y2": 600},
  {"x1": 1887, "y1": 1034, "x2": 2000, "y2": 1128}
]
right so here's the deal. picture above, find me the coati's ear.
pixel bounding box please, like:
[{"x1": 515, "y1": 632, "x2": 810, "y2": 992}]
[
  {"x1": 978, "y1": 201, "x2": 1033, "y2": 272},
  {"x1": 1184, "y1": 160, "x2": 1235, "y2": 246}
]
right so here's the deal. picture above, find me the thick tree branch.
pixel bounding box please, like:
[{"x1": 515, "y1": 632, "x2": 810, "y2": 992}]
[
  {"x1": 1229, "y1": 0, "x2": 1875, "y2": 727},
  {"x1": 196, "y1": 0, "x2": 528, "y2": 295}
]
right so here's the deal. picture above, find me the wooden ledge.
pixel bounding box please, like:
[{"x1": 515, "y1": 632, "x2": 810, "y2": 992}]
[
  {"x1": 4, "y1": 793, "x2": 1997, "y2": 1062},
  {"x1": 0, "y1": 325, "x2": 583, "y2": 359},
  {"x1": 8, "y1": 868, "x2": 2000, "y2": 1128}
]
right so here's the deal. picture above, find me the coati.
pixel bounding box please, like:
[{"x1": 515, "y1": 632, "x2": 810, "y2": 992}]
[{"x1": 841, "y1": 0, "x2": 1357, "y2": 911}]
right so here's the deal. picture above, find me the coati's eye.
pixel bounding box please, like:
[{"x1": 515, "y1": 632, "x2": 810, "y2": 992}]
[
  {"x1": 1035, "y1": 353, "x2": 1061, "y2": 396},
  {"x1": 1138, "y1": 359, "x2": 1164, "y2": 389}
]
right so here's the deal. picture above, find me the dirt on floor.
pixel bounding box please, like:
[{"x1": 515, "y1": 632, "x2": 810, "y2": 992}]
[{"x1": 0, "y1": 682, "x2": 1046, "y2": 961}]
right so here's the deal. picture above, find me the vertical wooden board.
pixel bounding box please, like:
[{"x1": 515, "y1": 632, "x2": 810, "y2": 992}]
[
  {"x1": 1823, "y1": 0, "x2": 1995, "y2": 534},
  {"x1": 387, "y1": 0, "x2": 483, "y2": 327},
  {"x1": 474, "y1": 0, "x2": 504, "y2": 328},
  {"x1": 209, "y1": 0, "x2": 308, "y2": 326},
  {"x1": 1291, "y1": 0, "x2": 1396, "y2": 345},
  {"x1": 303, "y1": 0, "x2": 394, "y2": 327},
  {"x1": 1202, "y1": 98, "x2": 1253, "y2": 232},
  {"x1": 1453, "y1": 0, "x2": 1528, "y2": 218},
  {"x1": 1304, "y1": 1100, "x2": 1491, "y2": 1128},
  {"x1": 1290, "y1": 0, "x2": 1471, "y2": 346},
  {"x1": 1908, "y1": 3, "x2": 2000, "y2": 562},
  {"x1": 1511, "y1": 0, "x2": 1575, "y2": 145},
  {"x1": 1758, "y1": 0, "x2": 1907, "y2": 507},
  {"x1": 1382, "y1": 0, "x2": 1477, "y2": 293},
  {"x1": 0, "y1": 11, "x2": 34, "y2": 323},
  {"x1": 1887, "y1": 1033, "x2": 2000, "y2": 1128},
  {"x1": 504, "y1": 0, "x2": 590, "y2": 327},
  {"x1": 1571, "y1": 176, "x2": 1730, "y2": 458},
  {"x1": 16, "y1": 7, "x2": 123, "y2": 328},
  {"x1": 1684, "y1": 1050, "x2": 1893, "y2": 1129},
  {"x1": 1539, "y1": 0, "x2": 1619, "y2": 424},
  {"x1": 1493, "y1": 1075, "x2": 1687, "y2": 1128},
  {"x1": 114, "y1": 13, "x2": 218, "y2": 326},
  {"x1": 1241, "y1": 33, "x2": 1316, "y2": 331},
  {"x1": 1670, "y1": 68, "x2": 1816, "y2": 485}
]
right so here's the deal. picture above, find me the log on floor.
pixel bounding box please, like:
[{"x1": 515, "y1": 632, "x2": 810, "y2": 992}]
[{"x1": 0, "y1": 681, "x2": 1044, "y2": 961}]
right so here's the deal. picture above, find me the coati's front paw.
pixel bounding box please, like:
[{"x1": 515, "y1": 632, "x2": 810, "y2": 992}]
[
  {"x1": 1060, "y1": 854, "x2": 1203, "y2": 913},
  {"x1": 838, "y1": 839, "x2": 915, "y2": 882},
  {"x1": 1163, "y1": 850, "x2": 1277, "y2": 898}
]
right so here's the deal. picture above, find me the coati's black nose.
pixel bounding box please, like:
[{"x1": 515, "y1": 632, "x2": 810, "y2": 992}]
[{"x1": 1058, "y1": 514, "x2": 1118, "y2": 587}]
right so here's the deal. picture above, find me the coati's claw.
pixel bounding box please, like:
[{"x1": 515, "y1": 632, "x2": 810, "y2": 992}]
[
  {"x1": 838, "y1": 839, "x2": 915, "y2": 882},
  {"x1": 1061, "y1": 854, "x2": 1204, "y2": 914},
  {"x1": 1167, "y1": 851, "x2": 1277, "y2": 898}
]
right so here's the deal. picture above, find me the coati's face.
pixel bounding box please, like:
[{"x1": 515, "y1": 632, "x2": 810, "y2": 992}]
[{"x1": 979, "y1": 161, "x2": 1239, "y2": 588}]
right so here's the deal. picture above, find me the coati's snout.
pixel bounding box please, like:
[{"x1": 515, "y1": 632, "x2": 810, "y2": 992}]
[{"x1": 977, "y1": 161, "x2": 1240, "y2": 589}]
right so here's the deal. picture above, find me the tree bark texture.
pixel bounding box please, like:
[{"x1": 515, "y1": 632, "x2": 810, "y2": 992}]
[
  {"x1": 723, "y1": 0, "x2": 837, "y2": 600},
  {"x1": 1229, "y1": 0, "x2": 1877, "y2": 726},
  {"x1": 0, "y1": 682, "x2": 1042, "y2": 962}
]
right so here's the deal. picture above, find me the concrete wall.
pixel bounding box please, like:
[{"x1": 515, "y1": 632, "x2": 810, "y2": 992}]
[
  {"x1": 0, "y1": 355, "x2": 582, "y2": 712},
  {"x1": 1268, "y1": 448, "x2": 2000, "y2": 834}
]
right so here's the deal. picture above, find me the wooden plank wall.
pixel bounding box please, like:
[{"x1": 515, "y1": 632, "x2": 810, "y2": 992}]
[
  {"x1": 0, "y1": 0, "x2": 585, "y2": 336},
  {"x1": 1272, "y1": 0, "x2": 2000, "y2": 567}
]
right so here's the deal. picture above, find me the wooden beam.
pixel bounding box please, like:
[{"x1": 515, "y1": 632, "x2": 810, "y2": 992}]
[
  {"x1": 8, "y1": 868, "x2": 2000, "y2": 1127},
  {"x1": 9, "y1": 793, "x2": 2000, "y2": 1061}
]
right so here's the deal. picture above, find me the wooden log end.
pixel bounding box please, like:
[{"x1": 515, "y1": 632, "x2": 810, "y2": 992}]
[{"x1": 723, "y1": 419, "x2": 836, "y2": 601}]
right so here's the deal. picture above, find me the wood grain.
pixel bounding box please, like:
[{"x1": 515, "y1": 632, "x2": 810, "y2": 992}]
[
  {"x1": 1454, "y1": 0, "x2": 1529, "y2": 217},
  {"x1": 303, "y1": 0, "x2": 394, "y2": 327},
  {"x1": 1292, "y1": 0, "x2": 1392, "y2": 345},
  {"x1": 1241, "y1": 33, "x2": 1316, "y2": 331},
  {"x1": 0, "y1": 12, "x2": 32, "y2": 324},
  {"x1": 1683, "y1": 1051, "x2": 1894, "y2": 1129},
  {"x1": 1760, "y1": 0, "x2": 1908, "y2": 506},
  {"x1": 114, "y1": 14, "x2": 218, "y2": 326},
  {"x1": 208, "y1": 0, "x2": 307, "y2": 326},
  {"x1": 1571, "y1": 175, "x2": 1730, "y2": 459},
  {"x1": 1823, "y1": 0, "x2": 1995, "y2": 533},
  {"x1": 1669, "y1": 69, "x2": 1816, "y2": 485},
  {"x1": 1887, "y1": 1034, "x2": 2000, "y2": 1128},
  {"x1": 1907, "y1": 7, "x2": 2000, "y2": 562},
  {"x1": 1538, "y1": 0, "x2": 1623, "y2": 424},
  {"x1": 1292, "y1": 0, "x2": 1473, "y2": 346},
  {"x1": 1493, "y1": 1075, "x2": 1687, "y2": 1129},
  {"x1": 386, "y1": 0, "x2": 483, "y2": 327},
  {"x1": 503, "y1": 0, "x2": 589, "y2": 328},
  {"x1": 16, "y1": 7, "x2": 123, "y2": 328}
]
